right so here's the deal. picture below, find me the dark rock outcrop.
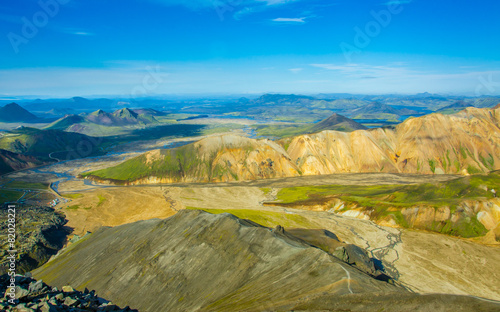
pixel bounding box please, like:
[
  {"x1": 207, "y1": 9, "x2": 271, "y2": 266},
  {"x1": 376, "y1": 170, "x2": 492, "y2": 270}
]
[
  {"x1": 285, "y1": 228, "x2": 378, "y2": 276},
  {"x1": 0, "y1": 274, "x2": 137, "y2": 311}
]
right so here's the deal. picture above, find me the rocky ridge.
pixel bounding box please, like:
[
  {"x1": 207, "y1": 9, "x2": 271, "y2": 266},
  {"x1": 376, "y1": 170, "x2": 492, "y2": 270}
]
[
  {"x1": 32, "y1": 210, "x2": 500, "y2": 311},
  {"x1": 33, "y1": 210, "x2": 405, "y2": 311}
]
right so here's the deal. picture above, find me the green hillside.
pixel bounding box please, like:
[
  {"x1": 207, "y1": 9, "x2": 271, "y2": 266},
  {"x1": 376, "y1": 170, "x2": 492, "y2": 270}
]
[{"x1": 0, "y1": 127, "x2": 105, "y2": 160}]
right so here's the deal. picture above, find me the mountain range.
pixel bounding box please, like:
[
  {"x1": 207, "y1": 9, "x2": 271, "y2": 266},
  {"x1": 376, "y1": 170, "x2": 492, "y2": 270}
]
[{"x1": 83, "y1": 105, "x2": 500, "y2": 185}]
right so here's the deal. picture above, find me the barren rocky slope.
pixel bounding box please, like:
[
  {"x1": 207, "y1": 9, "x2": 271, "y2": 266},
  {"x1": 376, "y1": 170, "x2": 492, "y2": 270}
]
[
  {"x1": 33, "y1": 210, "x2": 500, "y2": 311},
  {"x1": 83, "y1": 106, "x2": 500, "y2": 184}
]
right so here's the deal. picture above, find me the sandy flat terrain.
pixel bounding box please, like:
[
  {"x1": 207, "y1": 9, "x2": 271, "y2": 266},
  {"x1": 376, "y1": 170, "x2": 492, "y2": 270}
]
[{"x1": 60, "y1": 187, "x2": 176, "y2": 235}]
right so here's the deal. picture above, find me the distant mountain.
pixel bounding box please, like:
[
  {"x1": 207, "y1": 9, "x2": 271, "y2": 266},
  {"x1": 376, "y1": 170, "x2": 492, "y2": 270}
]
[
  {"x1": 251, "y1": 94, "x2": 368, "y2": 111},
  {"x1": 0, "y1": 149, "x2": 47, "y2": 175},
  {"x1": 472, "y1": 97, "x2": 500, "y2": 108},
  {"x1": 437, "y1": 101, "x2": 474, "y2": 114},
  {"x1": 86, "y1": 108, "x2": 158, "y2": 126},
  {"x1": 436, "y1": 100, "x2": 499, "y2": 115},
  {"x1": 227, "y1": 94, "x2": 368, "y2": 122},
  {"x1": 309, "y1": 113, "x2": 367, "y2": 133},
  {"x1": 113, "y1": 107, "x2": 138, "y2": 119},
  {"x1": 45, "y1": 115, "x2": 86, "y2": 130},
  {"x1": 253, "y1": 94, "x2": 316, "y2": 105},
  {"x1": 0, "y1": 103, "x2": 39, "y2": 123},
  {"x1": 43, "y1": 107, "x2": 77, "y2": 117},
  {"x1": 131, "y1": 108, "x2": 166, "y2": 116},
  {"x1": 348, "y1": 102, "x2": 420, "y2": 121},
  {"x1": 45, "y1": 108, "x2": 159, "y2": 135},
  {"x1": 254, "y1": 113, "x2": 366, "y2": 138}
]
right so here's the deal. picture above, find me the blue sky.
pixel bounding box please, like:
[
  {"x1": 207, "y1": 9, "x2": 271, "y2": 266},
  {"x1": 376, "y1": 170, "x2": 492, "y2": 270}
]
[{"x1": 0, "y1": 0, "x2": 499, "y2": 97}]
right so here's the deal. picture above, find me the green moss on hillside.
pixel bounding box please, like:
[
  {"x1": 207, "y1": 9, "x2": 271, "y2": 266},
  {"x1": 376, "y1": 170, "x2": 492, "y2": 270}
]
[
  {"x1": 83, "y1": 143, "x2": 243, "y2": 182},
  {"x1": 274, "y1": 171, "x2": 499, "y2": 237}
]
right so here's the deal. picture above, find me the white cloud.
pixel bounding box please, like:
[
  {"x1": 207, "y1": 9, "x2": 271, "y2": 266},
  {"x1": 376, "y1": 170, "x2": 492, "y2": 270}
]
[
  {"x1": 289, "y1": 68, "x2": 303, "y2": 73},
  {"x1": 72, "y1": 31, "x2": 93, "y2": 36},
  {"x1": 272, "y1": 17, "x2": 306, "y2": 23},
  {"x1": 59, "y1": 29, "x2": 94, "y2": 36}
]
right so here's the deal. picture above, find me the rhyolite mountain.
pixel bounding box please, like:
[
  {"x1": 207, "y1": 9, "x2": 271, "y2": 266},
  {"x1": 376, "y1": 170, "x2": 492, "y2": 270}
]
[
  {"x1": 84, "y1": 106, "x2": 500, "y2": 185},
  {"x1": 0, "y1": 103, "x2": 39, "y2": 123},
  {"x1": 33, "y1": 210, "x2": 500, "y2": 312}
]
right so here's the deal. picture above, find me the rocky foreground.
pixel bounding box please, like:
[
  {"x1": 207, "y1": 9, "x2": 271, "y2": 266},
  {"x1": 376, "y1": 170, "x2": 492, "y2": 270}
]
[
  {"x1": 32, "y1": 210, "x2": 500, "y2": 311},
  {"x1": 0, "y1": 274, "x2": 137, "y2": 311}
]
